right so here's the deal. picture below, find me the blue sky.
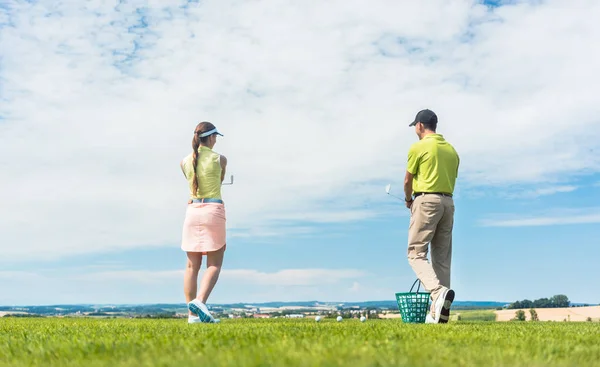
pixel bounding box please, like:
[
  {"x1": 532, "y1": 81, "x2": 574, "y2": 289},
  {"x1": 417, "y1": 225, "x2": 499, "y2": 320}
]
[
  {"x1": 1, "y1": 0, "x2": 600, "y2": 306},
  {"x1": 2, "y1": 174, "x2": 599, "y2": 305}
]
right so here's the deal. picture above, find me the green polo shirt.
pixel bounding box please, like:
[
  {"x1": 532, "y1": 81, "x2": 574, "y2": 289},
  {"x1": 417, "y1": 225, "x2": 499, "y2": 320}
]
[{"x1": 406, "y1": 134, "x2": 459, "y2": 194}]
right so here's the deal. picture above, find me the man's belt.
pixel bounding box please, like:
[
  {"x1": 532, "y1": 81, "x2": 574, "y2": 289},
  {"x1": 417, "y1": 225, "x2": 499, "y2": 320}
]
[{"x1": 413, "y1": 192, "x2": 453, "y2": 198}]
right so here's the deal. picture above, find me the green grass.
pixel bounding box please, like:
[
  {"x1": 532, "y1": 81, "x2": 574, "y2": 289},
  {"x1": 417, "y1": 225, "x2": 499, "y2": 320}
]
[
  {"x1": 1, "y1": 318, "x2": 600, "y2": 367},
  {"x1": 454, "y1": 309, "x2": 497, "y2": 322}
]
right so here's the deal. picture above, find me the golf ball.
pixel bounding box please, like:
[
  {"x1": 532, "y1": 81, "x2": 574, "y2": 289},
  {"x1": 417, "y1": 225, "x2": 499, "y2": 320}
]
[
  {"x1": 360, "y1": 316, "x2": 366, "y2": 322},
  {"x1": 336, "y1": 316, "x2": 343, "y2": 322},
  {"x1": 315, "y1": 316, "x2": 321, "y2": 322}
]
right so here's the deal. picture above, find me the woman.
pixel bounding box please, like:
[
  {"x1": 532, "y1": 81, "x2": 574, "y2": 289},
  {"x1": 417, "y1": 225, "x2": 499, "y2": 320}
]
[{"x1": 180, "y1": 121, "x2": 227, "y2": 324}]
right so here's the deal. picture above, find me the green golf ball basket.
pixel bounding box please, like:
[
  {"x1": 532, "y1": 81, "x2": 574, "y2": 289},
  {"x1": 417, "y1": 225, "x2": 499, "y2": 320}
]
[{"x1": 395, "y1": 279, "x2": 431, "y2": 323}]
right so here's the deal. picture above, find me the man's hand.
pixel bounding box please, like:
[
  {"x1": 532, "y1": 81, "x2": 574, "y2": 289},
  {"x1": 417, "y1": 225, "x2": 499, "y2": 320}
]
[{"x1": 405, "y1": 198, "x2": 413, "y2": 209}]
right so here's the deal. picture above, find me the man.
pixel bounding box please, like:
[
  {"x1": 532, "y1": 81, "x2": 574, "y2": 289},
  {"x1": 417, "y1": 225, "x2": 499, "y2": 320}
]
[{"x1": 404, "y1": 109, "x2": 459, "y2": 324}]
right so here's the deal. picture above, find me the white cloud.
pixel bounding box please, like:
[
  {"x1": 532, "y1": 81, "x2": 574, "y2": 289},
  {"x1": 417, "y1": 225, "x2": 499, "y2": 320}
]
[
  {"x1": 1, "y1": 0, "x2": 600, "y2": 261},
  {"x1": 0, "y1": 267, "x2": 372, "y2": 305},
  {"x1": 228, "y1": 226, "x2": 315, "y2": 239},
  {"x1": 74, "y1": 267, "x2": 367, "y2": 286},
  {"x1": 0, "y1": 271, "x2": 40, "y2": 281},
  {"x1": 529, "y1": 186, "x2": 578, "y2": 196},
  {"x1": 480, "y1": 208, "x2": 600, "y2": 227},
  {"x1": 273, "y1": 210, "x2": 379, "y2": 223},
  {"x1": 78, "y1": 269, "x2": 184, "y2": 284},
  {"x1": 221, "y1": 268, "x2": 368, "y2": 286},
  {"x1": 502, "y1": 185, "x2": 578, "y2": 199}
]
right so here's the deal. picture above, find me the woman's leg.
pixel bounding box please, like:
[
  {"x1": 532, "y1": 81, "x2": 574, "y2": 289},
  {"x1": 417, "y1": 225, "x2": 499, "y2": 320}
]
[
  {"x1": 184, "y1": 252, "x2": 203, "y2": 316},
  {"x1": 197, "y1": 245, "x2": 225, "y2": 303}
]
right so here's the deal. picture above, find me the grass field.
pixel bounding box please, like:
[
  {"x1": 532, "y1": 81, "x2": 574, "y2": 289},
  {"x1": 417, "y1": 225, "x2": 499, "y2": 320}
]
[
  {"x1": 453, "y1": 309, "x2": 497, "y2": 322},
  {"x1": 2, "y1": 318, "x2": 600, "y2": 367}
]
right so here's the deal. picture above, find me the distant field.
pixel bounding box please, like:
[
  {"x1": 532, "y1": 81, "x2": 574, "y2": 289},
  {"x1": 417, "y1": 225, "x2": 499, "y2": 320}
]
[
  {"x1": 495, "y1": 306, "x2": 600, "y2": 322},
  {"x1": 2, "y1": 318, "x2": 600, "y2": 367},
  {"x1": 450, "y1": 306, "x2": 600, "y2": 323}
]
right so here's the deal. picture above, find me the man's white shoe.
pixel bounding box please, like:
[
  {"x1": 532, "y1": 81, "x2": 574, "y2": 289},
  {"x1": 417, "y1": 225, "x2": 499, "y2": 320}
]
[
  {"x1": 188, "y1": 315, "x2": 203, "y2": 324},
  {"x1": 188, "y1": 315, "x2": 220, "y2": 324},
  {"x1": 188, "y1": 299, "x2": 215, "y2": 323},
  {"x1": 432, "y1": 287, "x2": 455, "y2": 324},
  {"x1": 425, "y1": 313, "x2": 436, "y2": 324}
]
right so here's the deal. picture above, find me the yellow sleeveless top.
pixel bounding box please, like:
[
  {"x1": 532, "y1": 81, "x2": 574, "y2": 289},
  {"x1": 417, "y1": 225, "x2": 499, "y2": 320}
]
[{"x1": 181, "y1": 146, "x2": 222, "y2": 199}]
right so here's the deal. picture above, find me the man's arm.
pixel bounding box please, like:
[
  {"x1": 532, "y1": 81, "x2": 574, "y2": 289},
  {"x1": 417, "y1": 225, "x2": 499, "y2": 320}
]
[
  {"x1": 405, "y1": 144, "x2": 419, "y2": 206},
  {"x1": 404, "y1": 171, "x2": 414, "y2": 202}
]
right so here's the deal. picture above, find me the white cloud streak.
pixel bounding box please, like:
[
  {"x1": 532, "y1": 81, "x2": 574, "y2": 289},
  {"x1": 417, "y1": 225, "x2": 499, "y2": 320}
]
[
  {"x1": 480, "y1": 209, "x2": 600, "y2": 227},
  {"x1": 221, "y1": 268, "x2": 368, "y2": 286},
  {"x1": 1, "y1": 0, "x2": 600, "y2": 261},
  {"x1": 502, "y1": 185, "x2": 579, "y2": 199},
  {"x1": 0, "y1": 267, "x2": 370, "y2": 304},
  {"x1": 529, "y1": 186, "x2": 578, "y2": 196},
  {"x1": 73, "y1": 268, "x2": 367, "y2": 286}
]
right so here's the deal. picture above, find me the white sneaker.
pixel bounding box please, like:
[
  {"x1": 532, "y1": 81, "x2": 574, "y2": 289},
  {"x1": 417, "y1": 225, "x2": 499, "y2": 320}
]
[
  {"x1": 188, "y1": 315, "x2": 220, "y2": 324},
  {"x1": 433, "y1": 287, "x2": 455, "y2": 324},
  {"x1": 425, "y1": 313, "x2": 436, "y2": 324},
  {"x1": 187, "y1": 299, "x2": 215, "y2": 323},
  {"x1": 188, "y1": 315, "x2": 203, "y2": 324}
]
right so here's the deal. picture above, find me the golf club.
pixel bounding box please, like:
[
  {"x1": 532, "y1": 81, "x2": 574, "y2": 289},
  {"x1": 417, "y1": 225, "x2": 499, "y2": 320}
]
[
  {"x1": 222, "y1": 175, "x2": 234, "y2": 185},
  {"x1": 385, "y1": 183, "x2": 404, "y2": 201}
]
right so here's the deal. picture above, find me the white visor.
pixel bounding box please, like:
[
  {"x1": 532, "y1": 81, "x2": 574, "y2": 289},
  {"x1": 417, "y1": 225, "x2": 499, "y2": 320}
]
[{"x1": 199, "y1": 128, "x2": 223, "y2": 138}]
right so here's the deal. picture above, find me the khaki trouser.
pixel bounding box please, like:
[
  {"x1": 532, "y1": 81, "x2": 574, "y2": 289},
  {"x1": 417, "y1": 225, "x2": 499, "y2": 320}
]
[{"x1": 407, "y1": 194, "x2": 455, "y2": 305}]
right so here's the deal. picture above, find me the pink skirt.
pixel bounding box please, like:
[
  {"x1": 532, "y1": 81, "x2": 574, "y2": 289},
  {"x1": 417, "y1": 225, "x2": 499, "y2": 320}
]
[{"x1": 181, "y1": 203, "x2": 226, "y2": 254}]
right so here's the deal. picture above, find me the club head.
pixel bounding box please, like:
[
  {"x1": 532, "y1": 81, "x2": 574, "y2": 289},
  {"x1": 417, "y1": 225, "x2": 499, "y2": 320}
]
[
  {"x1": 222, "y1": 175, "x2": 234, "y2": 185},
  {"x1": 385, "y1": 183, "x2": 404, "y2": 201}
]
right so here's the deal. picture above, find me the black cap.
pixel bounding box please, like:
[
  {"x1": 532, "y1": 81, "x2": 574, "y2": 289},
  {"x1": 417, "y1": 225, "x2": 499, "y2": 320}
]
[{"x1": 409, "y1": 109, "x2": 437, "y2": 127}]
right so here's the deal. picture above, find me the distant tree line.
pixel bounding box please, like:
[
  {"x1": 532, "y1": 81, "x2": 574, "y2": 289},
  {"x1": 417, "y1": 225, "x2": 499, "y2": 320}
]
[
  {"x1": 3, "y1": 314, "x2": 45, "y2": 318},
  {"x1": 507, "y1": 295, "x2": 569, "y2": 309}
]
